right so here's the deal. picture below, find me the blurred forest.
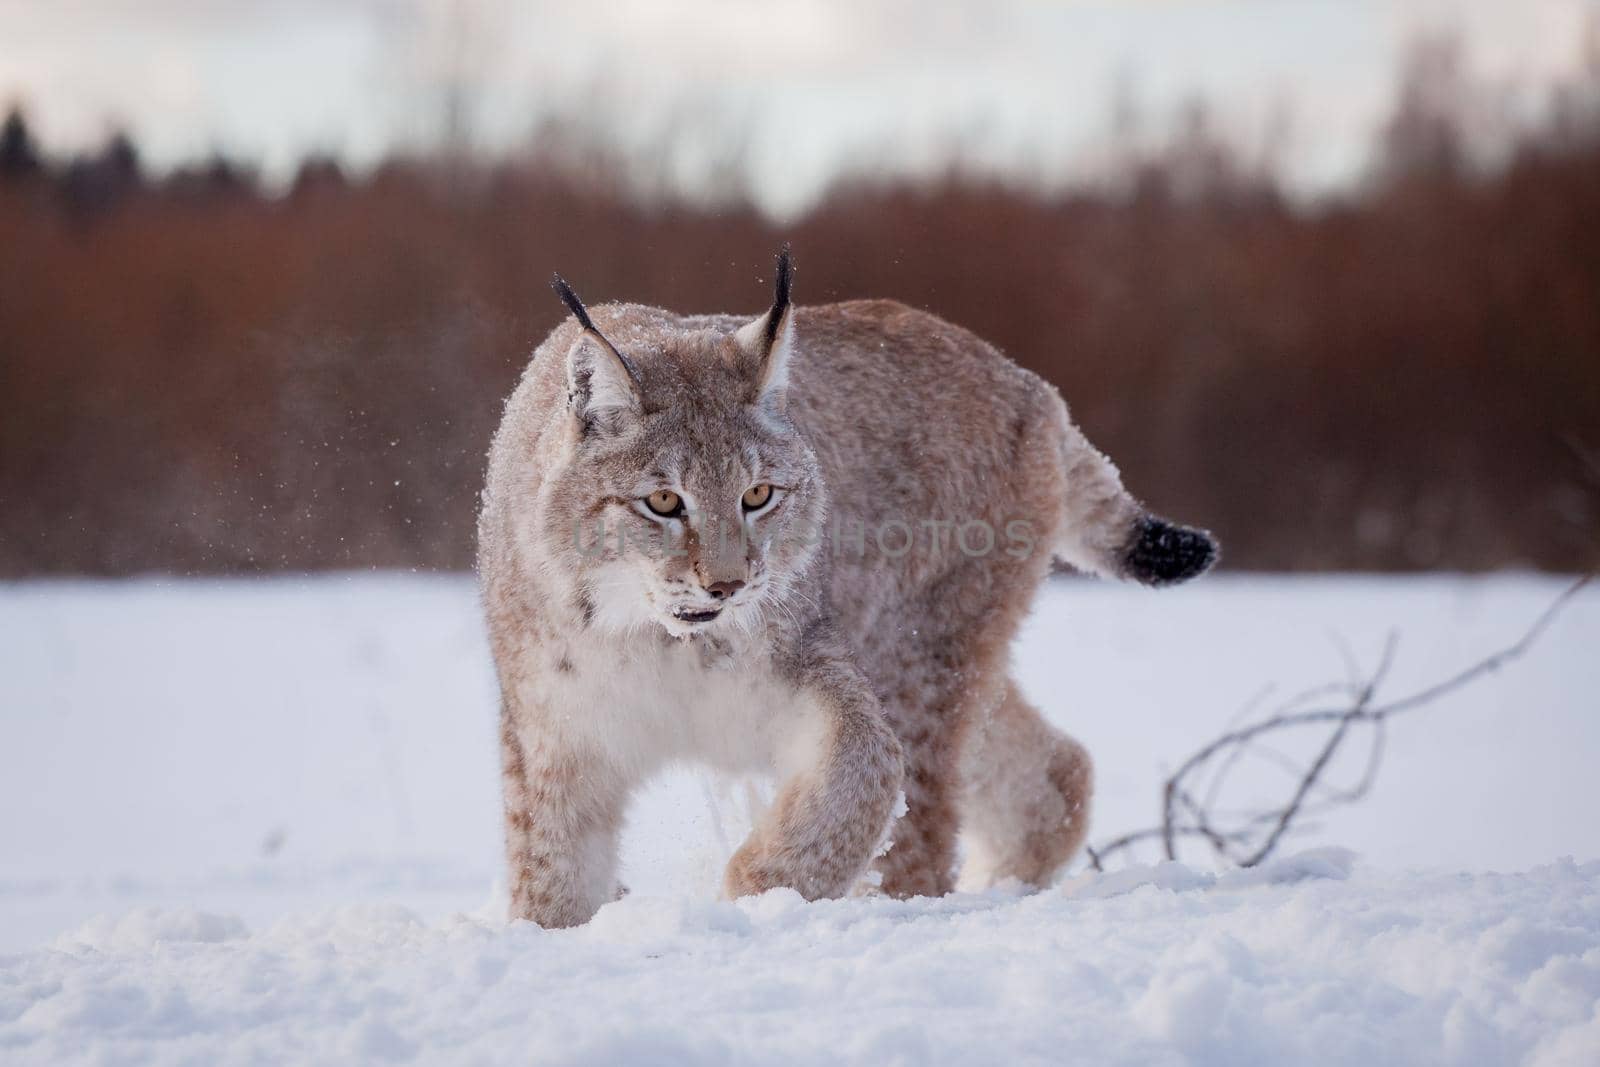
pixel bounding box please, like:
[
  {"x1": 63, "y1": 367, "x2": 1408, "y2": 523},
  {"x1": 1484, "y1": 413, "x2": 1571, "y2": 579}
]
[{"x1": 2, "y1": 39, "x2": 1598, "y2": 577}]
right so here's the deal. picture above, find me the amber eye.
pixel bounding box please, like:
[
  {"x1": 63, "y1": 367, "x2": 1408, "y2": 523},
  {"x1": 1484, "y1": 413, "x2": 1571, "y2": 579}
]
[
  {"x1": 645, "y1": 489, "x2": 683, "y2": 517},
  {"x1": 741, "y1": 484, "x2": 773, "y2": 511}
]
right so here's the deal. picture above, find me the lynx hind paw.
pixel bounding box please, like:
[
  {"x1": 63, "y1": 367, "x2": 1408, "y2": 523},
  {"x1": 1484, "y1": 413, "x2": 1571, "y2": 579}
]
[{"x1": 1123, "y1": 515, "x2": 1218, "y2": 586}]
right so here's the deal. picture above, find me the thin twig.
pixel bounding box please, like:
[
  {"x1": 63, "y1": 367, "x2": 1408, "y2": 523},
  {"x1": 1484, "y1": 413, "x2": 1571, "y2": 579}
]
[
  {"x1": 1097, "y1": 575, "x2": 1589, "y2": 872},
  {"x1": 1237, "y1": 633, "x2": 1394, "y2": 866}
]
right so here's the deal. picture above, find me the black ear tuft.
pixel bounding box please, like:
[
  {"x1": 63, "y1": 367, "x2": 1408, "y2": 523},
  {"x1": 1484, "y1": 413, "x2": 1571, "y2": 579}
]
[
  {"x1": 551, "y1": 273, "x2": 596, "y2": 333},
  {"x1": 765, "y1": 244, "x2": 793, "y2": 348},
  {"x1": 1123, "y1": 516, "x2": 1218, "y2": 586},
  {"x1": 550, "y1": 272, "x2": 643, "y2": 417}
]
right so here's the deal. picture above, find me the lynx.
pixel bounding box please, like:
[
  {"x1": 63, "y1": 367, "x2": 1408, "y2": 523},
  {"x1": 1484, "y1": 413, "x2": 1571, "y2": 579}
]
[{"x1": 478, "y1": 248, "x2": 1216, "y2": 927}]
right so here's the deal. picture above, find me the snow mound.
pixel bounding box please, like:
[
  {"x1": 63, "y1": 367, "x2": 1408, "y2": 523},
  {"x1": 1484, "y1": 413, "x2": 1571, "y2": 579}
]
[
  {"x1": 3, "y1": 858, "x2": 1597, "y2": 1066},
  {"x1": 1063, "y1": 847, "x2": 1356, "y2": 901},
  {"x1": 54, "y1": 907, "x2": 248, "y2": 952}
]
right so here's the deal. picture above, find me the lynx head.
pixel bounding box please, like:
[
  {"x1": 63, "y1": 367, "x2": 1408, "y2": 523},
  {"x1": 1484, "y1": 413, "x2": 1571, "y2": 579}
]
[{"x1": 542, "y1": 247, "x2": 826, "y2": 639}]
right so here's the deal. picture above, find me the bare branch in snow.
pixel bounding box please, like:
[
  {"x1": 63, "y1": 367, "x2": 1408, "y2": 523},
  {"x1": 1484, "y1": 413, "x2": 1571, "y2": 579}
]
[{"x1": 1087, "y1": 575, "x2": 1591, "y2": 873}]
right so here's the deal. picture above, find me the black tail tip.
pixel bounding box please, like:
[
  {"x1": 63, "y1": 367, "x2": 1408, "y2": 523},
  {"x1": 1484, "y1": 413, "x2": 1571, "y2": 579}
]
[{"x1": 1123, "y1": 516, "x2": 1219, "y2": 587}]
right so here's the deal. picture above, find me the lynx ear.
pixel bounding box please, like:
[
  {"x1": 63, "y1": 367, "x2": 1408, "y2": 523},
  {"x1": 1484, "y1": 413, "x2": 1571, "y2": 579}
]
[
  {"x1": 552, "y1": 274, "x2": 642, "y2": 428},
  {"x1": 735, "y1": 244, "x2": 794, "y2": 410}
]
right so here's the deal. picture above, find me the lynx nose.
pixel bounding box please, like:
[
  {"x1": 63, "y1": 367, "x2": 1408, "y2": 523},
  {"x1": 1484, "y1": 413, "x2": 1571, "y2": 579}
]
[{"x1": 705, "y1": 579, "x2": 745, "y2": 601}]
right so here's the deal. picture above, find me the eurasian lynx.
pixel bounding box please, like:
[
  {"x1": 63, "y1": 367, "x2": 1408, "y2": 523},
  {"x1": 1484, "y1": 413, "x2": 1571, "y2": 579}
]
[{"x1": 478, "y1": 248, "x2": 1216, "y2": 927}]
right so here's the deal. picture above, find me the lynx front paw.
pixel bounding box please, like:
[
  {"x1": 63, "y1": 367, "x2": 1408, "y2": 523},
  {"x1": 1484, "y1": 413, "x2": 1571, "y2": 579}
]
[
  {"x1": 1122, "y1": 515, "x2": 1218, "y2": 586},
  {"x1": 723, "y1": 842, "x2": 782, "y2": 900},
  {"x1": 724, "y1": 836, "x2": 876, "y2": 902}
]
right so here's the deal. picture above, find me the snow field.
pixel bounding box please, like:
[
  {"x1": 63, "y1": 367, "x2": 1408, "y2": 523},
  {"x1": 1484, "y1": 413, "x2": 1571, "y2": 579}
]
[{"x1": 1, "y1": 572, "x2": 1597, "y2": 1063}]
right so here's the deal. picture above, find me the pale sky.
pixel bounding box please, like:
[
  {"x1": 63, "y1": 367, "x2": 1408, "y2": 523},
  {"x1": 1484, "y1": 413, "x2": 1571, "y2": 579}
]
[{"x1": 0, "y1": 0, "x2": 1593, "y2": 215}]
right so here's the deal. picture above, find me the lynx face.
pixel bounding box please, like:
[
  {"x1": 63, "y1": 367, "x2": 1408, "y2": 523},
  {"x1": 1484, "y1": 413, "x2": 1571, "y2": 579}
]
[{"x1": 539, "y1": 311, "x2": 825, "y2": 640}]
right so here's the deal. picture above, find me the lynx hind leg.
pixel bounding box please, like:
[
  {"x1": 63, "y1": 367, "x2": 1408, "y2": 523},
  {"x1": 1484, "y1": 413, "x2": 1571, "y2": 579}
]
[{"x1": 958, "y1": 681, "x2": 1093, "y2": 891}]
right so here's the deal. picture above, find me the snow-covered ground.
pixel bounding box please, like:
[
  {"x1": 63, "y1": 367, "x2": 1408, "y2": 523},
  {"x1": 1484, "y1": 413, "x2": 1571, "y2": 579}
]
[{"x1": 2, "y1": 573, "x2": 1597, "y2": 1064}]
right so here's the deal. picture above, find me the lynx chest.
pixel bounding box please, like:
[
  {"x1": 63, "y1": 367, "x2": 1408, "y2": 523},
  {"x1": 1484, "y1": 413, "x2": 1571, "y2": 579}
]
[{"x1": 511, "y1": 631, "x2": 827, "y2": 781}]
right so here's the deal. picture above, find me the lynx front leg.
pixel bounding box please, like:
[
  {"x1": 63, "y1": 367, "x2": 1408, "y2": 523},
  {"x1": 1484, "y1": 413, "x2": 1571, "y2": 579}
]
[
  {"x1": 501, "y1": 706, "x2": 628, "y2": 928},
  {"x1": 723, "y1": 673, "x2": 904, "y2": 902}
]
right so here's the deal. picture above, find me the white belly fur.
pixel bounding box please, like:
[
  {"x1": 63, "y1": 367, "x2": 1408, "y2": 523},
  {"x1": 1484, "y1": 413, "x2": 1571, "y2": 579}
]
[{"x1": 511, "y1": 633, "x2": 827, "y2": 787}]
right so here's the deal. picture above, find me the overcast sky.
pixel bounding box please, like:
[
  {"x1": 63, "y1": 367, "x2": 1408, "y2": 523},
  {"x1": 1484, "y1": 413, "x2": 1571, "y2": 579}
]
[{"x1": 1, "y1": 0, "x2": 1593, "y2": 214}]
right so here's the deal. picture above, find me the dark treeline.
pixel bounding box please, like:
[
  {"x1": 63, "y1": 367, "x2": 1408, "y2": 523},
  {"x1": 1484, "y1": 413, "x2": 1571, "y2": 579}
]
[{"x1": 2, "y1": 51, "x2": 1599, "y2": 576}]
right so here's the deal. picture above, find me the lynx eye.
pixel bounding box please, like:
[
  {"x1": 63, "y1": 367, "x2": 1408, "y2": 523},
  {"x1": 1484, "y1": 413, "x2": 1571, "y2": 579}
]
[
  {"x1": 644, "y1": 489, "x2": 683, "y2": 517},
  {"x1": 741, "y1": 484, "x2": 773, "y2": 511}
]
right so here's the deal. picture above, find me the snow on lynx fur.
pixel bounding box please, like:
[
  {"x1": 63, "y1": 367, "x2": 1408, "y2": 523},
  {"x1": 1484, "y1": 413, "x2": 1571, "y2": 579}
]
[{"x1": 477, "y1": 248, "x2": 1216, "y2": 927}]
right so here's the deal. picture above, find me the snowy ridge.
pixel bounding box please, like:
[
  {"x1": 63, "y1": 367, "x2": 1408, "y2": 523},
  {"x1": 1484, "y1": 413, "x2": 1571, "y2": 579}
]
[{"x1": 5, "y1": 856, "x2": 1599, "y2": 1065}]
